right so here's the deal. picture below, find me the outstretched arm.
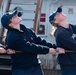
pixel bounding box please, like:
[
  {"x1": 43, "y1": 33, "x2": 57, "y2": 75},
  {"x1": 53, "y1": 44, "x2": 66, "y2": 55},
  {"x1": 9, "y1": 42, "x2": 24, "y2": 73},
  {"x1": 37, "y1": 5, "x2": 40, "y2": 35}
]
[{"x1": 29, "y1": 29, "x2": 56, "y2": 48}]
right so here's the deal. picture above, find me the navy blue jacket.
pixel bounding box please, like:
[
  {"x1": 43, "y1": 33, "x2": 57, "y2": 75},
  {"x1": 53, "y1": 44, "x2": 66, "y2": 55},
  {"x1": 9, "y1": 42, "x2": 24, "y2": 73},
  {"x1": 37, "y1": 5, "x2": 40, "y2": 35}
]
[
  {"x1": 7, "y1": 24, "x2": 56, "y2": 70},
  {"x1": 56, "y1": 24, "x2": 76, "y2": 67}
]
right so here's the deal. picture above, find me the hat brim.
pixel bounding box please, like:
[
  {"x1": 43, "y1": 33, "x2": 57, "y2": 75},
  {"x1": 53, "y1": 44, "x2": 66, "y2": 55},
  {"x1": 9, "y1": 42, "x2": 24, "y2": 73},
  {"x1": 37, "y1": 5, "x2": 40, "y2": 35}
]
[{"x1": 10, "y1": 10, "x2": 17, "y2": 19}]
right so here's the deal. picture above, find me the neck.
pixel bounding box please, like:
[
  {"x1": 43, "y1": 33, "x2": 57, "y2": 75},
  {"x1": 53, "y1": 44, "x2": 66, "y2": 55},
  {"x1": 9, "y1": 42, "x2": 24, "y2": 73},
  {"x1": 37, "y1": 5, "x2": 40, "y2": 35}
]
[
  {"x1": 59, "y1": 20, "x2": 69, "y2": 28},
  {"x1": 13, "y1": 24, "x2": 20, "y2": 30}
]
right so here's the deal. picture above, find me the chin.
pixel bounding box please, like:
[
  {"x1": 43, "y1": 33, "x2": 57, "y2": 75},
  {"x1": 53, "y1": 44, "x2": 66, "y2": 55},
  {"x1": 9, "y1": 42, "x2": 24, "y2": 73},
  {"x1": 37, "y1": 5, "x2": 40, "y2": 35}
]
[{"x1": 18, "y1": 20, "x2": 22, "y2": 23}]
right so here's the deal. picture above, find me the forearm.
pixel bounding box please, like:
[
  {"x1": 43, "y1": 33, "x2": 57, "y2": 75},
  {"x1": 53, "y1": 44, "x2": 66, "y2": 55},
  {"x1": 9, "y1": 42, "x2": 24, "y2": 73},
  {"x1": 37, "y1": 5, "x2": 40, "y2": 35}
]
[
  {"x1": 29, "y1": 30, "x2": 56, "y2": 48},
  {"x1": 0, "y1": 44, "x2": 4, "y2": 48}
]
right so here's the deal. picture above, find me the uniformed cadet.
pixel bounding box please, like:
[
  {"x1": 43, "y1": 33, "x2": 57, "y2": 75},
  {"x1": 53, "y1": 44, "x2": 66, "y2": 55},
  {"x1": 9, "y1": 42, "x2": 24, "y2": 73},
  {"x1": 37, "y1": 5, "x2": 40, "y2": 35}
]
[{"x1": 49, "y1": 7, "x2": 76, "y2": 75}]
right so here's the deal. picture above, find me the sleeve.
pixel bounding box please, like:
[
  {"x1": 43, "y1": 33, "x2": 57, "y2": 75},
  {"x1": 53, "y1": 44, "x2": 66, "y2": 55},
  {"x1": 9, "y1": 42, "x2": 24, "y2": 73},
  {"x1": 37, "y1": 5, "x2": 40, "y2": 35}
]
[
  {"x1": 8, "y1": 33, "x2": 49, "y2": 54},
  {"x1": 29, "y1": 29, "x2": 57, "y2": 48},
  {"x1": 0, "y1": 44, "x2": 4, "y2": 48},
  {"x1": 58, "y1": 32, "x2": 76, "y2": 51}
]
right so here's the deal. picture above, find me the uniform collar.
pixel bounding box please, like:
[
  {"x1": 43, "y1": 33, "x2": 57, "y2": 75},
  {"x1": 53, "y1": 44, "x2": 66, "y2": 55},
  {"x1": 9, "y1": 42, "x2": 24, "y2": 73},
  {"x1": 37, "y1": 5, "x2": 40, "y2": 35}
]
[{"x1": 8, "y1": 24, "x2": 26, "y2": 33}]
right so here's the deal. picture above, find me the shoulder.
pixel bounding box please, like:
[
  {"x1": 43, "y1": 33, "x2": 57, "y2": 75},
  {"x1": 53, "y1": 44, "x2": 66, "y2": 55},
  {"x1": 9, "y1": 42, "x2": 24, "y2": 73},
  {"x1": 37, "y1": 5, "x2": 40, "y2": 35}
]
[
  {"x1": 56, "y1": 26, "x2": 69, "y2": 38},
  {"x1": 20, "y1": 24, "x2": 26, "y2": 28},
  {"x1": 20, "y1": 24, "x2": 33, "y2": 32},
  {"x1": 26, "y1": 27, "x2": 35, "y2": 35},
  {"x1": 56, "y1": 26, "x2": 66, "y2": 35},
  {"x1": 20, "y1": 24, "x2": 36, "y2": 35},
  {"x1": 70, "y1": 24, "x2": 76, "y2": 27},
  {"x1": 7, "y1": 30, "x2": 20, "y2": 41},
  {"x1": 70, "y1": 24, "x2": 76, "y2": 30}
]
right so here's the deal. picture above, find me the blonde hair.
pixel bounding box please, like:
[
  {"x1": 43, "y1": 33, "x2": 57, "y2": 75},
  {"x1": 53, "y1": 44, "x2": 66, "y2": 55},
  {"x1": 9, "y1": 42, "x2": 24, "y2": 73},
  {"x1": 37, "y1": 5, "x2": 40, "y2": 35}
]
[{"x1": 51, "y1": 26, "x2": 57, "y2": 37}]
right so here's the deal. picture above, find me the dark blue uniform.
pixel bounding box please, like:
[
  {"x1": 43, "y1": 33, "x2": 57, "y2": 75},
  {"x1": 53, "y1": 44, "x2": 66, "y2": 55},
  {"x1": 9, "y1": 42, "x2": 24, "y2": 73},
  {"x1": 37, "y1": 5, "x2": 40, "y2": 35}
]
[
  {"x1": 56, "y1": 24, "x2": 76, "y2": 75},
  {"x1": 7, "y1": 24, "x2": 56, "y2": 75}
]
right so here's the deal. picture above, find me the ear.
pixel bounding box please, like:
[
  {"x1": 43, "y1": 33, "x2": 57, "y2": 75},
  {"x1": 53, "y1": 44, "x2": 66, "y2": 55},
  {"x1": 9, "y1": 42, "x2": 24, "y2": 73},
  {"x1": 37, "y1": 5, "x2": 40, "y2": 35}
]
[{"x1": 9, "y1": 23, "x2": 12, "y2": 27}]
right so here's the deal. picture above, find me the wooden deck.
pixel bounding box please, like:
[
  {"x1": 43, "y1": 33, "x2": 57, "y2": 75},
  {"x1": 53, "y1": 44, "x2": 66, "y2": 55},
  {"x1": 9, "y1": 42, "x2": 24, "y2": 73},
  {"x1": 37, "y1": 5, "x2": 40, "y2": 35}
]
[{"x1": 43, "y1": 69, "x2": 61, "y2": 75}]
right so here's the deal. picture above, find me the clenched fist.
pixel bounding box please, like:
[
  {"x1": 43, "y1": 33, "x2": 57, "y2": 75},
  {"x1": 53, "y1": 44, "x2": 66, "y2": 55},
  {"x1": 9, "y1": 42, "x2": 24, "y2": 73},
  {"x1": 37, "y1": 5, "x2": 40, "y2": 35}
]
[
  {"x1": 7, "y1": 49, "x2": 16, "y2": 54},
  {"x1": 49, "y1": 48, "x2": 57, "y2": 54},
  {"x1": 56, "y1": 47, "x2": 65, "y2": 54},
  {"x1": 0, "y1": 47, "x2": 6, "y2": 54}
]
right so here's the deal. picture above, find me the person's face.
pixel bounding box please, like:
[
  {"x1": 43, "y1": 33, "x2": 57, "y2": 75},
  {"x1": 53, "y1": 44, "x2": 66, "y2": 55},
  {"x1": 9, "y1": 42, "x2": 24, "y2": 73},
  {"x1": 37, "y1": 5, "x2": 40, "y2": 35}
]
[
  {"x1": 53, "y1": 12, "x2": 66, "y2": 26},
  {"x1": 11, "y1": 15, "x2": 22, "y2": 25}
]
